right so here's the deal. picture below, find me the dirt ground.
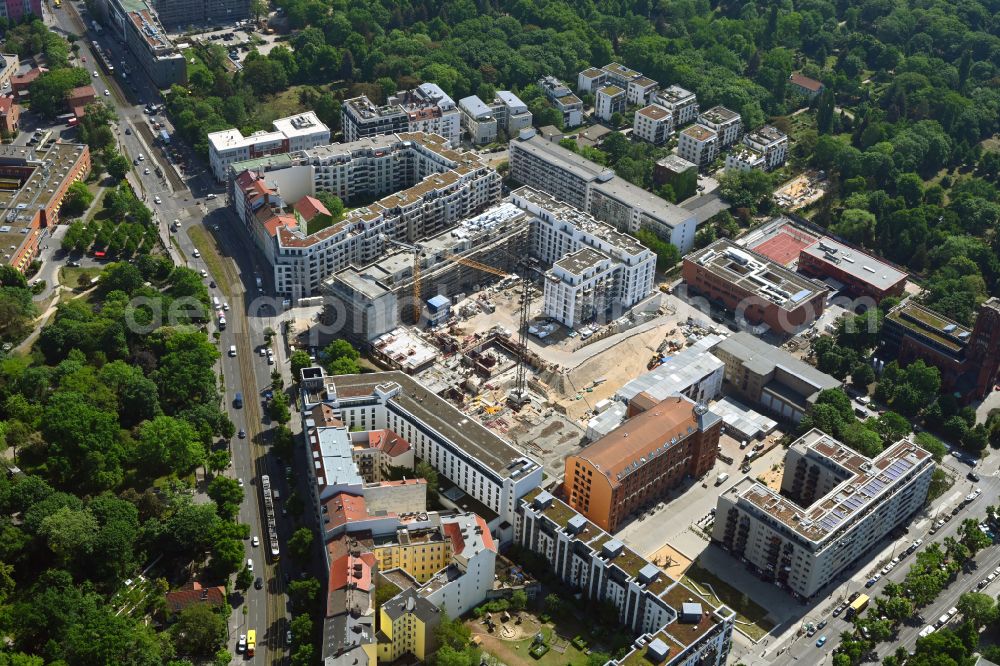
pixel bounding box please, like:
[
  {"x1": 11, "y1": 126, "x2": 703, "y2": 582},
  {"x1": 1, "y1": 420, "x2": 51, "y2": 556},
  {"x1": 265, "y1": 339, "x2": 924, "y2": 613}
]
[
  {"x1": 648, "y1": 544, "x2": 693, "y2": 578},
  {"x1": 758, "y1": 461, "x2": 785, "y2": 491}
]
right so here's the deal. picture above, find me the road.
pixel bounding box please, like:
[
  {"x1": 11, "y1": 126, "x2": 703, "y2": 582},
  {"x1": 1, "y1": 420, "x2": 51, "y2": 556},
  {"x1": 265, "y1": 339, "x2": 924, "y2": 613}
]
[
  {"x1": 43, "y1": 3, "x2": 293, "y2": 662},
  {"x1": 764, "y1": 472, "x2": 1000, "y2": 665}
]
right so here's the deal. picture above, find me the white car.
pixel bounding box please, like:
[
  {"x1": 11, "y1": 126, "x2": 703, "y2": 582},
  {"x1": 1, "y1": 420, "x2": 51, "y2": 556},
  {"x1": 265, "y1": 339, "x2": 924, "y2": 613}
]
[
  {"x1": 259, "y1": 347, "x2": 266, "y2": 357},
  {"x1": 206, "y1": 193, "x2": 217, "y2": 199},
  {"x1": 200, "y1": 269, "x2": 208, "y2": 278},
  {"x1": 268, "y1": 356, "x2": 274, "y2": 365},
  {"x1": 143, "y1": 168, "x2": 150, "y2": 174},
  {"x1": 247, "y1": 558, "x2": 253, "y2": 572},
  {"x1": 238, "y1": 634, "x2": 246, "y2": 652},
  {"x1": 223, "y1": 302, "x2": 229, "y2": 311},
  {"x1": 103, "y1": 89, "x2": 110, "y2": 96},
  {"x1": 153, "y1": 196, "x2": 161, "y2": 204},
  {"x1": 237, "y1": 478, "x2": 244, "y2": 488},
  {"x1": 192, "y1": 249, "x2": 201, "y2": 258},
  {"x1": 138, "y1": 154, "x2": 144, "y2": 161},
  {"x1": 93, "y1": 70, "x2": 98, "y2": 77},
  {"x1": 252, "y1": 536, "x2": 259, "y2": 547},
  {"x1": 857, "y1": 396, "x2": 870, "y2": 405}
]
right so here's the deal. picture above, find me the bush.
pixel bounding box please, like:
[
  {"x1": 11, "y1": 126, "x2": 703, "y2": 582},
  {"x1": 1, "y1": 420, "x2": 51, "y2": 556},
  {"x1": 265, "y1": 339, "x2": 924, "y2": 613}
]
[
  {"x1": 529, "y1": 643, "x2": 550, "y2": 659},
  {"x1": 571, "y1": 635, "x2": 587, "y2": 650}
]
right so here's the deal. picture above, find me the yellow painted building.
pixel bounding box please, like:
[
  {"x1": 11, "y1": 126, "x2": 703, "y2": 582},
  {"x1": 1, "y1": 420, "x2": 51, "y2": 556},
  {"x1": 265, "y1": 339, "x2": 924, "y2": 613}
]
[
  {"x1": 376, "y1": 589, "x2": 440, "y2": 662},
  {"x1": 373, "y1": 530, "x2": 450, "y2": 583}
]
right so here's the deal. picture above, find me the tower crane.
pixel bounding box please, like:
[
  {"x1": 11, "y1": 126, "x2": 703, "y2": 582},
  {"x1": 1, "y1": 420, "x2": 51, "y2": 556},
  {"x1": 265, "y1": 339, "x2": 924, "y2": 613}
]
[{"x1": 379, "y1": 235, "x2": 534, "y2": 409}]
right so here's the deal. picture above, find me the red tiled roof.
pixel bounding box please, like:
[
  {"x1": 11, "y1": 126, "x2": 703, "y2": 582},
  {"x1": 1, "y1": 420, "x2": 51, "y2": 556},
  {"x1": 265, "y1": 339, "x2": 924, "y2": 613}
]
[
  {"x1": 789, "y1": 73, "x2": 823, "y2": 92},
  {"x1": 293, "y1": 195, "x2": 331, "y2": 222},
  {"x1": 325, "y1": 493, "x2": 368, "y2": 529},
  {"x1": 0, "y1": 97, "x2": 14, "y2": 113},
  {"x1": 67, "y1": 85, "x2": 96, "y2": 101},
  {"x1": 263, "y1": 213, "x2": 296, "y2": 238},
  {"x1": 442, "y1": 521, "x2": 464, "y2": 555},
  {"x1": 165, "y1": 581, "x2": 226, "y2": 612},
  {"x1": 368, "y1": 429, "x2": 411, "y2": 457}
]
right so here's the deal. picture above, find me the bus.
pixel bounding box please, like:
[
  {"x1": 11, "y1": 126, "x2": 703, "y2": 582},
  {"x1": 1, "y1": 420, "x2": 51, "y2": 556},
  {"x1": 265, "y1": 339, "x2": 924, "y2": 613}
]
[
  {"x1": 246, "y1": 629, "x2": 256, "y2": 657},
  {"x1": 847, "y1": 594, "x2": 870, "y2": 619}
]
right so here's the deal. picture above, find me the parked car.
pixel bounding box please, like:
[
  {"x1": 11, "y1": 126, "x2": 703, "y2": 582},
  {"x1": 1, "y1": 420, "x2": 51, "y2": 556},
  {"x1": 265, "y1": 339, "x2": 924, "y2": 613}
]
[
  {"x1": 254, "y1": 576, "x2": 263, "y2": 590},
  {"x1": 816, "y1": 636, "x2": 827, "y2": 648},
  {"x1": 832, "y1": 605, "x2": 844, "y2": 617}
]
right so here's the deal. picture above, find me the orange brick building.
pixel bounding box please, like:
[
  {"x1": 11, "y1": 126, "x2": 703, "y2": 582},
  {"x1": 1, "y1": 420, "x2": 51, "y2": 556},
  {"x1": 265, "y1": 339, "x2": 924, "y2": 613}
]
[{"x1": 565, "y1": 396, "x2": 722, "y2": 532}]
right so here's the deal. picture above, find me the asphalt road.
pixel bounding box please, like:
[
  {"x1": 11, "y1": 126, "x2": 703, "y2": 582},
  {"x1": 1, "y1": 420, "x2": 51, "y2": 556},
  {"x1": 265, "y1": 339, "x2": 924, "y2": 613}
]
[
  {"x1": 767, "y1": 473, "x2": 1000, "y2": 665},
  {"x1": 44, "y1": 4, "x2": 293, "y2": 662}
]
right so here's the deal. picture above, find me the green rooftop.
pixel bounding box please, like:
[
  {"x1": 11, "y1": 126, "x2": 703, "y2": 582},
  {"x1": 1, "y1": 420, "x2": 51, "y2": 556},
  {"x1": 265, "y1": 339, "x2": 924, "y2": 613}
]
[
  {"x1": 612, "y1": 547, "x2": 648, "y2": 579},
  {"x1": 888, "y1": 303, "x2": 969, "y2": 353}
]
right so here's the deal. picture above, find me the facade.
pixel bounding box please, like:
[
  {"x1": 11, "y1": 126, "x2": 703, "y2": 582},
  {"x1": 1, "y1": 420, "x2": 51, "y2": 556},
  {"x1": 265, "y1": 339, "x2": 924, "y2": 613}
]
[
  {"x1": 724, "y1": 145, "x2": 765, "y2": 172},
  {"x1": 515, "y1": 187, "x2": 656, "y2": 328},
  {"x1": 653, "y1": 154, "x2": 697, "y2": 187},
  {"x1": 0, "y1": 0, "x2": 41, "y2": 22},
  {"x1": 518, "y1": 489, "x2": 735, "y2": 665},
  {"x1": 711, "y1": 332, "x2": 841, "y2": 423},
  {"x1": 457, "y1": 95, "x2": 497, "y2": 145},
  {"x1": 577, "y1": 63, "x2": 659, "y2": 106},
  {"x1": 539, "y1": 76, "x2": 583, "y2": 128},
  {"x1": 595, "y1": 85, "x2": 626, "y2": 122},
  {"x1": 713, "y1": 430, "x2": 934, "y2": 598},
  {"x1": 230, "y1": 132, "x2": 500, "y2": 299},
  {"x1": 654, "y1": 85, "x2": 698, "y2": 126},
  {"x1": 633, "y1": 104, "x2": 673, "y2": 145},
  {"x1": 743, "y1": 125, "x2": 788, "y2": 171},
  {"x1": 208, "y1": 112, "x2": 329, "y2": 181},
  {"x1": 300, "y1": 366, "x2": 542, "y2": 539},
  {"x1": 881, "y1": 298, "x2": 1000, "y2": 404},
  {"x1": 0, "y1": 96, "x2": 19, "y2": 137},
  {"x1": 150, "y1": 0, "x2": 248, "y2": 27},
  {"x1": 100, "y1": 0, "x2": 186, "y2": 88},
  {"x1": 0, "y1": 143, "x2": 91, "y2": 273},
  {"x1": 491, "y1": 90, "x2": 532, "y2": 135},
  {"x1": 798, "y1": 237, "x2": 907, "y2": 303},
  {"x1": 683, "y1": 239, "x2": 829, "y2": 335},
  {"x1": 565, "y1": 396, "x2": 722, "y2": 532},
  {"x1": 697, "y1": 106, "x2": 741, "y2": 147},
  {"x1": 342, "y1": 84, "x2": 461, "y2": 146},
  {"x1": 0, "y1": 54, "x2": 18, "y2": 90},
  {"x1": 509, "y1": 129, "x2": 696, "y2": 251},
  {"x1": 789, "y1": 73, "x2": 824, "y2": 98},
  {"x1": 677, "y1": 124, "x2": 719, "y2": 168}
]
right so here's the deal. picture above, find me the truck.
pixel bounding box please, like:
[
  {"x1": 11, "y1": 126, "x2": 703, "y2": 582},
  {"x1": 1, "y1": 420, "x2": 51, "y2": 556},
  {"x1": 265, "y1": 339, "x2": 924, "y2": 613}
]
[
  {"x1": 846, "y1": 594, "x2": 870, "y2": 618},
  {"x1": 246, "y1": 629, "x2": 255, "y2": 657},
  {"x1": 715, "y1": 473, "x2": 729, "y2": 486}
]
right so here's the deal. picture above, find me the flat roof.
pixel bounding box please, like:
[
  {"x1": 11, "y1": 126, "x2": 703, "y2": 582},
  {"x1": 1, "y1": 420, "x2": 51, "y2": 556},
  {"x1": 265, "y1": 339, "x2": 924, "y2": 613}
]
[
  {"x1": 637, "y1": 104, "x2": 671, "y2": 121},
  {"x1": 801, "y1": 238, "x2": 907, "y2": 291},
  {"x1": 656, "y1": 154, "x2": 696, "y2": 172},
  {"x1": 712, "y1": 332, "x2": 839, "y2": 392},
  {"x1": 603, "y1": 62, "x2": 641, "y2": 79},
  {"x1": 458, "y1": 95, "x2": 492, "y2": 119},
  {"x1": 494, "y1": 90, "x2": 527, "y2": 113},
  {"x1": 210, "y1": 112, "x2": 328, "y2": 153},
  {"x1": 657, "y1": 85, "x2": 696, "y2": 104},
  {"x1": 699, "y1": 105, "x2": 740, "y2": 124},
  {"x1": 746, "y1": 125, "x2": 787, "y2": 144},
  {"x1": 554, "y1": 246, "x2": 609, "y2": 274},
  {"x1": 887, "y1": 301, "x2": 971, "y2": 353},
  {"x1": 686, "y1": 238, "x2": 827, "y2": 311},
  {"x1": 590, "y1": 176, "x2": 693, "y2": 230},
  {"x1": 512, "y1": 131, "x2": 610, "y2": 181},
  {"x1": 272, "y1": 111, "x2": 328, "y2": 139},
  {"x1": 681, "y1": 124, "x2": 716, "y2": 142},
  {"x1": 730, "y1": 430, "x2": 932, "y2": 545},
  {"x1": 330, "y1": 372, "x2": 538, "y2": 477},
  {"x1": 617, "y1": 343, "x2": 724, "y2": 404},
  {"x1": 597, "y1": 84, "x2": 624, "y2": 96}
]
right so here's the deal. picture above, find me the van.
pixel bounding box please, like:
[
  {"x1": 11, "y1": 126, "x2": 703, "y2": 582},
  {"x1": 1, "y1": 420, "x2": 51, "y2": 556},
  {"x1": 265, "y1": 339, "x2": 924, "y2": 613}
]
[
  {"x1": 213, "y1": 296, "x2": 220, "y2": 308},
  {"x1": 715, "y1": 473, "x2": 729, "y2": 486},
  {"x1": 229, "y1": 345, "x2": 237, "y2": 357}
]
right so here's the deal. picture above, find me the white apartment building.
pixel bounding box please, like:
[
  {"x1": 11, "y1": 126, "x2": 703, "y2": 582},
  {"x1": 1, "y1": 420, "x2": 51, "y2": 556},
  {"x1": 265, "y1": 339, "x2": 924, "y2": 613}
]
[
  {"x1": 539, "y1": 76, "x2": 583, "y2": 128},
  {"x1": 712, "y1": 430, "x2": 934, "y2": 598},
  {"x1": 616, "y1": 337, "x2": 726, "y2": 406},
  {"x1": 697, "y1": 106, "x2": 742, "y2": 147},
  {"x1": 578, "y1": 63, "x2": 659, "y2": 106},
  {"x1": 341, "y1": 83, "x2": 461, "y2": 146},
  {"x1": 208, "y1": 111, "x2": 329, "y2": 181},
  {"x1": 230, "y1": 132, "x2": 501, "y2": 298},
  {"x1": 492, "y1": 90, "x2": 532, "y2": 135},
  {"x1": 300, "y1": 367, "x2": 543, "y2": 543},
  {"x1": 518, "y1": 489, "x2": 735, "y2": 664},
  {"x1": 654, "y1": 85, "x2": 699, "y2": 126},
  {"x1": 595, "y1": 85, "x2": 626, "y2": 122},
  {"x1": 633, "y1": 104, "x2": 674, "y2": 145},
  {"x1": 513, "y1": 186, "x2": 656, "y2": 327},
  {"x1": 725, "y1": 145, "x2": 766, "y2": 172},
  {"x1": 509, "y1": 129, "x2": 697, "y2": 252},
  {"x1": 677, "y1": 124, "x2": 719, "y2": 168},
  {"x1": 458, "y1": 95, "x2": 497, "y2": 145},
  {"x1": 743, "y1": 125, "x2": 789, "y2": 171}
]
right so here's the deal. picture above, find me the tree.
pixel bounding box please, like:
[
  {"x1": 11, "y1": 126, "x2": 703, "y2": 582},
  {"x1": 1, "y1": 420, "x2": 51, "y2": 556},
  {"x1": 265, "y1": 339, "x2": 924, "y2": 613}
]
[
  {"x1": 914, "y1": 432, "x2": 947, "y2": 462},
  {"x1": 957, "y1": 592, "x2": 996, "y2": 628},
  {"x1": 510, "y1": 589, "x2": 527, "y2": 612},
  {"x1": 60, "y1": 181, "x2": 94, "y2": 218},
  {"x1": 206, "y1": 476, "x2": 243, "y2": 519},
  {"x1": 235, "y1": 565, "x2": 254, "y2": 592},
  {"x1": 718, "y1": 169, "x2": 774, "y2": 212},
  {"x1": 29, "y1": 68, "x2": 90, "y2": 118},
  {"x1": 634, "y1": 228, "x2": 680, "y2": 271},
  {"x1": 851, "y1": 363, "x2": 875, "y2": 392},
  {"x1": 289, "y1": 350, "x2": 312, "y2": 380},
  {"x1": 435, "y1": 613, "x2": 472, "y2": 650},
  {"x1": 959, "y1": 518, "x2": 991, "y2": 555},
  {"x1": 172, "y1": 603, "x2": 226, "y2": 657},
  {"x1": 210, "y1": 537, "x2": 244, "y2": 578},
  {"x1": 872, "y1": 411, "x2": 911, "y2": 444},
  {"x1": 288, "y1": 527, "x2": 314, "y2": 564},
  {"x1": 269, "y1": 391, "x2": 291, "y2": 424},
  {"x1": 322, "y1": 339, "x2": 360, "y2": 375},
  {"x1": 137, "y1": 415, "x2": 206, "y2": 477},
  {"x1": 288, "y1": 577, "x2": 321, "y2": 614},
  {"x1": 105, "y1": 151, "x2": 131, "y2": 181},
  {"x1": 544, "y1": 593, "x2": 562, "y2": 615}
]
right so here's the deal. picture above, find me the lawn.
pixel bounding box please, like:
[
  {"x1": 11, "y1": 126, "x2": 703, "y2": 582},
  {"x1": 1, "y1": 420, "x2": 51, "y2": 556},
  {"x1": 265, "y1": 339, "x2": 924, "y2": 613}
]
[
  {"x1": 59, "y1": 266, "x2": 102, "y2": 289},
  {"x1": 186, "y1": 225, "x2": 233, "y2": 299},
  {"x1": 252, "y1": 86, "x2": 312, "y2": 126},
  {"x1": 469, "y1": 608, "x2": 621, "y2": 666},
  {"x1": 682, "y1": 563, "x2": 775, "y2": 642}
]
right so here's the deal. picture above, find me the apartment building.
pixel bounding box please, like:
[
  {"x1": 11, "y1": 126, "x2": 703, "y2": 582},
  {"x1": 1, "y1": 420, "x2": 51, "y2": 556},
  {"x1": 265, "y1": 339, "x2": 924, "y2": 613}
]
[
  {"x1": 653, "y1": 154, "x2": 697, "y2": 187},
  {"x1": 578, "y1": 63, "x2": 659, "y2": 106},
  {"x1": 697, "y1": 106, "x2": 741, "y2": 147},
  {"x1": 683, "y1": 239, "x2": 828, "y2": 335},
  {"x1": 724, "y1": 145, "x2": 765, "y2": 172},
  {"x1": 514, "y1": 187, "x2": 656, "y2": 327},
  {"x1": 539, "y1": 76, "x2": 583, "y2": 128},
  {"x1": 100, "y1": 0, "x2": 185, "y2": 88},
  {"x1": 230, "y1": 132, "x2": 500, "y2": 299},
  {"x1": 458, "y1": 95, "x2": 497, "y2": 145},
  {"x1": 654, "y1": 85, "x2": 698, "y2": 126},
  {"x1": 633, "y1": 104, "x2": 673, "y2": 145},
  {"x1": 565, "y1": 396, "x2": 722, "y2": 532},
  {"x1": 743, "y1": 125, "x2": 789, "y2": 171},
  {"x1": 518, "y1": 489, "x2": 735, "y2": 664},
  {"x1": 300, "y1": 367, "x2": 542, "y2": 541},
  {"x1": 208, "y1": 112, "x2": 329, "y2": 181},
  {"x1": 713, "y1": 430, "x2": 934, "y2": 598},
  {"x1": 509, "y1": 129, "x2": 696, "y2": 251},
  {"x1": 712, "y1": 332, "x2": 840, "y2": 423},
  {"x1": 677, "y1": 124, "x2": 719, "y2": 168},
  {"x1": 150, "y1": 0, "x2": 248, "y2": 26},
  {"x1": 492, "y1": 90, "x2": 533, "y2": 135},
  {"x1": 0, "y1": 143, "x2": 91, "y2": 273},
  {"x1": 0, "y1": 0, "x2": 40, "y2": 22},
  {"x1": 595, "y1": 85, "x2": 626, "y2": 122},
  {"x1": 342, "y1": 83, "x2": 461, "y2": 146},
  {"x1": 881, "y1": 298, "x2": 1000, "y2": 404}
]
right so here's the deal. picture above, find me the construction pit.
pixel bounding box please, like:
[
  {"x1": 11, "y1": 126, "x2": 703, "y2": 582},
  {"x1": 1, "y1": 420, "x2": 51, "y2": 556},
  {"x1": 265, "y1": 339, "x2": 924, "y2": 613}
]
[{"x1": 365, "y1": 278, "x2": 728, "y2": 475}]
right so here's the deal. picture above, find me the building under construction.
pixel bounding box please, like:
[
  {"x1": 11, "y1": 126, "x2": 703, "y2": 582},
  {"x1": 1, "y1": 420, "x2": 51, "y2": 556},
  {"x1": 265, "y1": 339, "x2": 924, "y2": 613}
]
[{"x1": 322, "y1": 202, "x2": 532, "y2": 346}]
